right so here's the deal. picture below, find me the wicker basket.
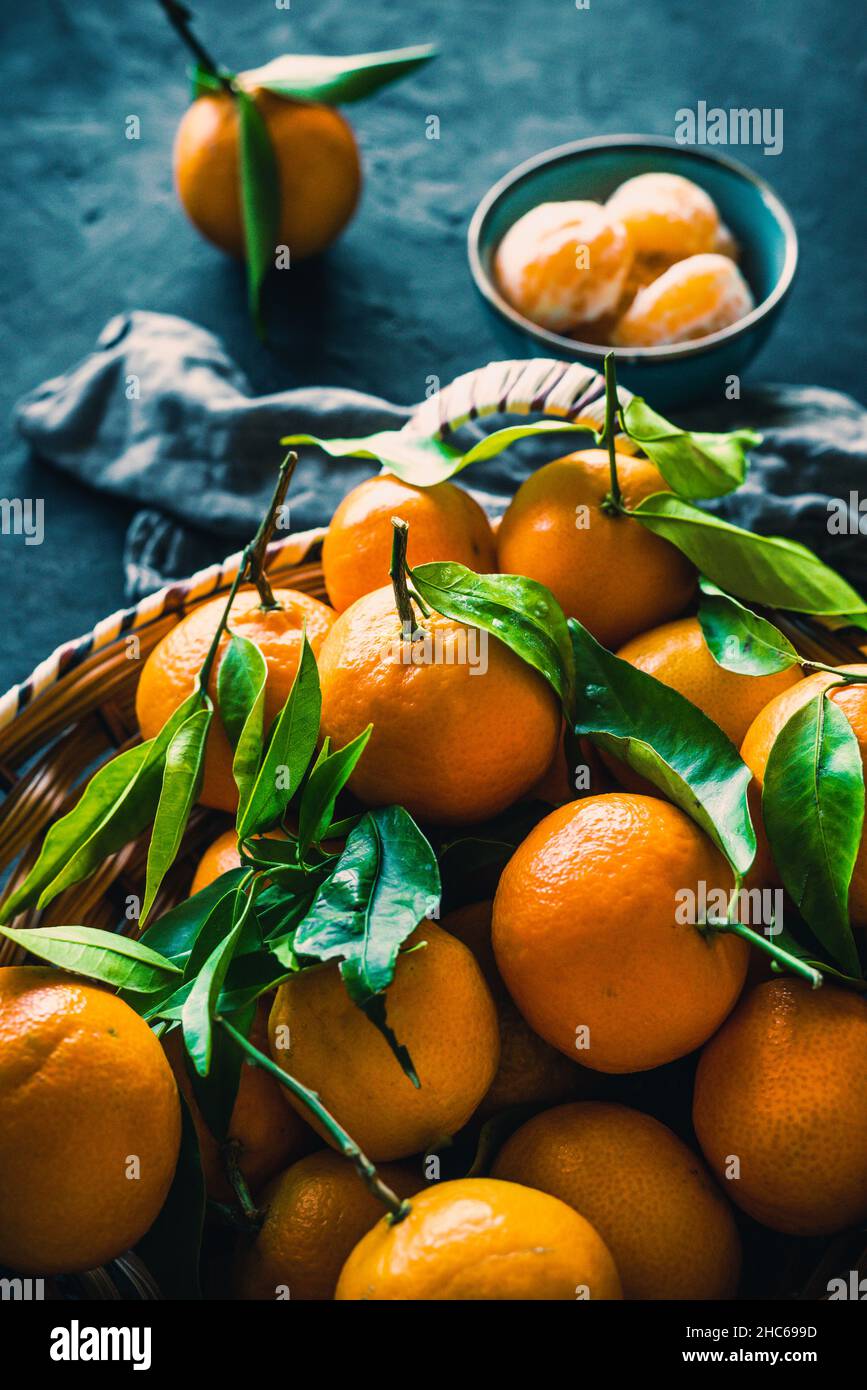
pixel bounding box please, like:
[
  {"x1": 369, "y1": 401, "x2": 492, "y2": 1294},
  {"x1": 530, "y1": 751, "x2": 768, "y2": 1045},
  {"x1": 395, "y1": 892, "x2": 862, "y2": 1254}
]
[{"x1": 1, "y1": 357, "x2": 865, "y2": 1300}]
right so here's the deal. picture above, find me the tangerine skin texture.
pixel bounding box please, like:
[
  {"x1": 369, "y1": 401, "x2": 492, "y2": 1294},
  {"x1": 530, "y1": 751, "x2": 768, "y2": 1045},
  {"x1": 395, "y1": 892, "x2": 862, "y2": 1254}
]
[
  {"x1": 136, "y1": 587, "x2": 335, "y2": 813},
  {"x1": 740, "y1": 666, "x2": 867, "y2": 926},
  {"x1": 496, "y1": 449, "x2": 696, "y2": 649},
  {"x1": 606, "y1": 172, "x2": 720, "y2": 260},
  {"x1": 494, "y1": 200, "x2": 632, "y2": 333},
  {"x1": 441, "y1": 902, "x2": 591, "y2": 1116},
  {"x1": 322, "y1": 473, "x2": 497, "y2": 613},
  {"x1": 0, "y1": 967, "x2": 181, "y2": 1274},
  {"x1": 614, "y1": 253, "x2": 754, "y2": 347},
  {"x1": 190, "y1": 827, "x2": 245, "y2": 895},
  {"x1": 317, "y1": 585, "x2": 560, "y2": 825},
  {"x1": 164, "y1": 1004, "x2": 314, "y2": 1203},
  {"x1": 174, "y1": 90, "x2": 360, "y2": 261},
  {"x1": 235, "y1": 1151, "x2": 421, "y2": 1301},
  {"x1": 617, "y1": 617, "x2": 802, "y2": 748},
  {"x1": 694, "y1": 980, "x2": 867, "y2": 1236},
  {"x1": 492, "y1": 793, "x2": 748, "y2": 1073},
  {"x1": 492, "y1": 1101, "x2": 741, "y2": 1300},
  {"x1": 335, "y1": 1177, "x2": 622, "y2": 1300},
  {"x1": 268, "y1": 924, "x2": 500, "y2": 1161}
]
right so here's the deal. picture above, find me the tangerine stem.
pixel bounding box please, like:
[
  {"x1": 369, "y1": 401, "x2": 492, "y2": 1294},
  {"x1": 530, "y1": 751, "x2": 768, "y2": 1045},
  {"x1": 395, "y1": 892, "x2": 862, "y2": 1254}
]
[
  {"x1": 390, "y1": 518, "x2": 424, "y2": 641},
  {"x1": 156, "y1": 0, "x2": 234, "y2": 92},
  {"x1": 601, "y1": 352, "x2": 624, "y2": 514},
  {"x1": 217, "y1": 1015, "x2": 411, "y2": 1223},
  {"x1": 222, "y1": 1139, "x2": 260, "y2": 1224},
  {"x1": 247, "y1": 451, "x2": 298, "y2": 611},
  {"x1": 711, "y1": 918, "x2": 823, "y2": 989},
  {"x1": 196, "y1": 453, "x2": 297, "y2": 693}
]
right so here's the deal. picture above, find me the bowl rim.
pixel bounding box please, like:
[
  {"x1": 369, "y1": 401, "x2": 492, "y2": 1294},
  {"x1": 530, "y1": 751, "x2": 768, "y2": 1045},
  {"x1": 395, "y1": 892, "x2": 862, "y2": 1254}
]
[{"x1": 467, "y1": 133, "x2": 799, "y2": 364}]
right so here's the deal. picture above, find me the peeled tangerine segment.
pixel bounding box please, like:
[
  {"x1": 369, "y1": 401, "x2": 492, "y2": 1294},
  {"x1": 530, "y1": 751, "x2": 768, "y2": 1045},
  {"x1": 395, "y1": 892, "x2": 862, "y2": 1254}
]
[
  {"x1": 606, "y1": 172, "x2": 720, "y2": 260},
  {"x1": 614, "y1": 253, "x2": 755, "y2": 347},
  {"x1": 495, "y1": 200, "x2": 632, "y2": 333}
]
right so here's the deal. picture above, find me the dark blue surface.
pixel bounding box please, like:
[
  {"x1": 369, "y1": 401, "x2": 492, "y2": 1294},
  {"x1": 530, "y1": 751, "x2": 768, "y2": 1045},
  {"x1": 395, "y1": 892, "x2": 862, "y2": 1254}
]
[{"x1": 0, "y1": 0, "x2": 863, "y2": 693}]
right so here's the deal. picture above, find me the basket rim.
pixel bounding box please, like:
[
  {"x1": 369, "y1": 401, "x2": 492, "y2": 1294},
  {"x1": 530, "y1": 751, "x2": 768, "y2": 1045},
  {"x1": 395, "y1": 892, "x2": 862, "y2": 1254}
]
[{"x1": 0, "y1": 526, "x2": 325, "y2": 738}]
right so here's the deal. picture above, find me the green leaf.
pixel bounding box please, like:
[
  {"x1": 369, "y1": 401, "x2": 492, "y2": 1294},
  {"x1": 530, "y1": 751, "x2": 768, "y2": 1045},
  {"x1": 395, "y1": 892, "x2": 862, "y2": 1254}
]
[
  {"x1": 0, "y1": 924, "x2": 181, "y2": 992},
  {"x1": 237, "y1": 634, "x2": 321, "y2": 839},
  {"x1": 631, "y1": 493, "x2": 867, "y2": 620},
  {"x1": 280, "y1": 419, "x2": 589, "y2": 488},
  {"x1": 763, "y1": 693, "x2": 864, "y2": 975},
  {"x1": 622, "y1": 398, "x2": 759, "y2": 499},
  {"x1": 295, "y1": 806, "x2": 439, "y2": 1078},
  {"x1": 239, "y1": 44, "x2": 437, "y2": 104},
  {"x1": 409, "y1": 561, "x2": 574, "y2": 708},
  {"x1": 139, "y1": 867, "x2": 248, "y2": 966},
  {"x1": 697, "y1": 580, "x2": 801, "y2": 675},
  {"x1": 182, "y1": 894, "x2": 251, "y2": 1077},
  {"x1": 234, "y1": 88, "x2": 280, "y2": 337},
  {"x1": 569, "y1": 619, "x2": 756, "y2": 877},
  {"x1": 189, "y1": 62, "x2": 228, "y2": 99},
  {"x1": 297, "y1": 727, "x2": 372, "y2": 858},
  {"x1": 182, "y1": 877, "x2": 252, "y2": 982},
  {"x1": 217, "y1": 634, "x2": 269, "y2": 816},
  {"x1": 141, "y1": 706, "x2": 213, "y2": 925},
  {"x1": 0, "y1": 692, "x2": 202, "y2": 920},
  {"x1": 135, "y1": 1089, "x2": 205, "y2": 1300}
]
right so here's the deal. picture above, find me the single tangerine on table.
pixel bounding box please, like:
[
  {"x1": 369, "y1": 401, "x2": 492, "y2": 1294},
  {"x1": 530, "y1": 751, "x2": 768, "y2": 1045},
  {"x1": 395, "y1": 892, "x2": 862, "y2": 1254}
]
[
  {"x1": 164, "y1": 1002, "x2": 314, "y2": 1203},
  {"x1": 496, "y1": 448, "x2": 696, "y2": 649},
  {"x1": 136, "y1": 586, "x2": 335, "y2": 813},
  {"x1": 322, "y1": 473, "x2": 497, "y2": 613},
  {"x1": 492, "y1": 793, "x2": 748, "y2": 1073},
  {"x1": 174, "y1": 89, "x2": 361, "y2": 261},
  {"x1": 316, "y1": 584, "x2": 560, "y2": 825},
  {"x1": 694, "y1": 979, "x2": 867, "y2": 1235},
  {"x1": 235, "y1": 1150, "x2": 420, "y2": 1301},
  {"x1": 613, "y1": 253, "x2": 754, "y2": 347},
  {"x1": 492, "y1": 1101, "x2": 741, "y2": 1300},
  {"x1": 494, "y1": 200, "x2": 633, "y2": 333},
  {"x1": 268, "y1": 922, "x2": 500, "y2": 1161},
  {"x1": 0, "y1": 967, "x2": 180, "y2": 1274},
  {"x1": 740, "y1": 665, "x2": 867, "y2": 927},
  {"x1": 335, "y1": 1177, "x2": 623, "y2": 1300}
]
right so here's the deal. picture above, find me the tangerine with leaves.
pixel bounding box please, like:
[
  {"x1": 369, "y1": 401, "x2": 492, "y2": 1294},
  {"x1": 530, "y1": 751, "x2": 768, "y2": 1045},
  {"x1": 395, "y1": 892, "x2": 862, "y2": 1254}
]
[
  {"x1": 0, "y1": 967, "x2": 180, "y2": 1274},
  {"x1": 336, "y1": 1177, "x2": 623, "y2": 1300},
  {"x1": 322, "y1": 473, "x2": 497, "y2": 613},
  {"x1": 694, "y1": 979, "x2": 867, "y2": 1235},
  {"x1": 268, "y1": 922, "x2": 499, "y2": 1161},
  {"x1": 136, "y1": 586, "x2": 335, "y2": 813},
  {"x1": 492, "y1": 793, "x2": 748, "y2": 1072},
  {"x1": 236, "y1": 1150, "x2": 420, "y2": 1300},
  {"x1": 609, "y1": 616, "x2": 804, "y2": 781},
  {"x1": 317, "y1": 581, "x2": 560, "y2": 826},
  {"x1": 740, "y1": 665, "x2": 867, "y2": 926},
  {"x1": 175, "y1": 89, "x2": 361, "y2": 262},
  {"x1": 496, "y1": 449, "x2": 696, "y2": 649},
  {"x1": 492, "y1": 1101, "x2": 741, "y2": 1300}
]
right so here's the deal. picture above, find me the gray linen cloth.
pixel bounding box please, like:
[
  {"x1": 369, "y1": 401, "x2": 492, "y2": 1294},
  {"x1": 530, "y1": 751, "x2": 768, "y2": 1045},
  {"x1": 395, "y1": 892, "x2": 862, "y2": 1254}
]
[{"x1": 14, "y1": 311, "x2": 867, "y2": 601}]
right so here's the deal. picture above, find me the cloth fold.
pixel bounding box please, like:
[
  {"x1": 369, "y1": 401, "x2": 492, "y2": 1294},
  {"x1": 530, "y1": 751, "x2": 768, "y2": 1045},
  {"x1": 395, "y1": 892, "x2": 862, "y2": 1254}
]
[{"x1": 15, "y1": 310, "x2": 867, "y2": 601}]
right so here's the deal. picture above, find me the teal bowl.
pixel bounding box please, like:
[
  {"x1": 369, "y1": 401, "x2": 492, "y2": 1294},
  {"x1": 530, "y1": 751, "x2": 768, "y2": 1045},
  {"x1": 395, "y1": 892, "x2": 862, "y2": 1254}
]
[{"x1": 468, "y1": 135, "x2": 798, "y2": 409}]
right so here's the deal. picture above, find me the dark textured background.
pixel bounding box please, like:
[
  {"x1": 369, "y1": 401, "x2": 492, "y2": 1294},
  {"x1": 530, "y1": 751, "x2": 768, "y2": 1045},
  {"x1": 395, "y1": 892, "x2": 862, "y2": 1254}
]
[{"x1": 0, "y1": 0, "x2": 863, "y2": 694}]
